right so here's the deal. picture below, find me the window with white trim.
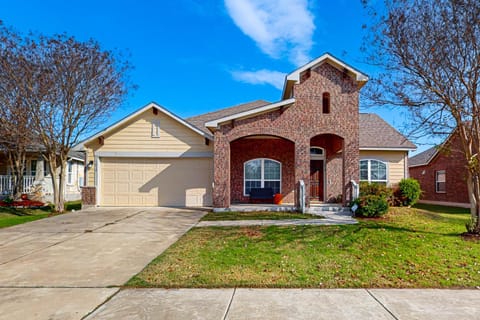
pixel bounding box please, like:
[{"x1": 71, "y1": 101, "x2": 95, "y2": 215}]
[
  {"x1": 67, "y1": 161, "x2": 73, "y2": 185},
  {"x1": 360, "y1": 159, "x2": 387, "y2": 184},
  {"x1": 244, "y1": 158, "x2": 281, "y2": 195},
  {"x1": 436, "y1": 170, "x2": 446, "y2": 193},
  {"x1": 151, "y1": 119, "x2": 161, "y2": 138},
  {"x1": 30, "y1": 160, "x2": 37, "y2": 177}
]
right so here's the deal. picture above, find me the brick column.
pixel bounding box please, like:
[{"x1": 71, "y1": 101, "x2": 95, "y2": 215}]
[
  {"x1": 81, "y1": 186, "x2": 96, "y2": 206},
  {"x1": 294, "y1": 139, "x2": 310, "y2": 207},
  {"x1": 213, "y1": 134, "x2": 230, "y2": 208}
]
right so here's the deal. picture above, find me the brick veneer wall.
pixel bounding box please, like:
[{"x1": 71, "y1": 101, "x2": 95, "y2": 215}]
[
  {"x1": 409, "y1": 134, "x2": 469, "y2": 204},
  {"x1": 213, "y1": 63, "x2": 360, "y2": 208},
  {"x1": 81, "y1": 186, "x2": 96, "y2": 206},
  {"x1": 230, "y1": 138, "x2": 295, "y2": 203}
]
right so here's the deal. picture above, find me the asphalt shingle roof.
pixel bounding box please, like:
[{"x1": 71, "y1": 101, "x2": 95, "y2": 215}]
[
  {"x1": 408, "y1": 146, "x2": 437, "y2": 167},
  {"x1": 186, "y1": 101, "x2": 416, "y2": 150},
  {"x1": 359, "y1": 113, "x2": 416, "y2": 149}
]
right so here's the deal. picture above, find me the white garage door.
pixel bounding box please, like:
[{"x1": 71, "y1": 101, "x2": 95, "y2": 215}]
[{"x1": 100, "y1": 157, "x2": 213, "y2": 207}]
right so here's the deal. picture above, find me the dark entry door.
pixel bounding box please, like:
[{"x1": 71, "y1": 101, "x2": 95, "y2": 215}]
[{"x1": 310, "y1": 160, "x2": 324, "y2": 201}]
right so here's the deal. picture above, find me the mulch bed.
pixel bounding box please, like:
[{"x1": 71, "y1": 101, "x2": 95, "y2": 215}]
[{"x1": 0, "y1": 200, "x2": 45, "y2": 208}]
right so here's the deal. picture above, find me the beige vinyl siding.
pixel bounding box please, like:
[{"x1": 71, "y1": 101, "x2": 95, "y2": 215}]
[
  {"x1": 360, "y1": 150, "x2": 407, "y2": 186},
  {"x1": 96, "y1": 111, "x2": 211, "y2": 153},
  {"x1": 84, "y1": 109, "x2": 213, "y2": 188}
]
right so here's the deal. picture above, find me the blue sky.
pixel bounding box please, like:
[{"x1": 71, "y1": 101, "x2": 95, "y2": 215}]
[{"x1": 1, "y1": 0, "x2": 426, "y2": 152}]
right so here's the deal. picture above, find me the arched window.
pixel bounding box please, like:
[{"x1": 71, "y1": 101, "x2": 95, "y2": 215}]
[
  {"x1": 244, "y1": 158, "x2": 281, "y2": 196},
  {"x1": 360, "y1": 159, "x2": 387, "y2": 184},
  {"x1": 322, "y1": 92, "x2": 330, "y2": 114}
]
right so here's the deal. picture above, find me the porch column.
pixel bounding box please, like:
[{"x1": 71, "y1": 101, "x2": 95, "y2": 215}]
[
  {"x1": 294, "y1": 138, "x2": 310, "y2": 207},
  {"x1": 213, "y1": 133, "x2": 230, "y2": 208},
  {"x1": 343, "y1": 138, "x2": 359, "y2": 205}
]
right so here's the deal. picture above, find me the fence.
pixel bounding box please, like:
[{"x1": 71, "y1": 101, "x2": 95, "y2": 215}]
[{"x1": 0, "y1": 175, "x2": 36, "y2": 195}]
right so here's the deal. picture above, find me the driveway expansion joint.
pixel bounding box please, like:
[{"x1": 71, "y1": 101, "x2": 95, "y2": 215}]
[
  {"x1": 366, "y1": 289, "x2": 399, "y2": 320},
  {"x1": 222, "y1": 287, "x2": 236, "y2": 320}
]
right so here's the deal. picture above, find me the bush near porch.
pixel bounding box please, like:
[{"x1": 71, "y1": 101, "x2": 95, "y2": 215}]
[
  {"x1": 127, "y1": 205, "x2": 479, "y2": 289},
  {"x1": 353, "y1": 179, "x2": 421, "y2": 217}
]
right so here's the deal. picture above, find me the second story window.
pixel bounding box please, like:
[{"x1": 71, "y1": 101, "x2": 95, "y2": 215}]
[{"x1": 322, "y1": 92, "x2": 330, "y2": 114}]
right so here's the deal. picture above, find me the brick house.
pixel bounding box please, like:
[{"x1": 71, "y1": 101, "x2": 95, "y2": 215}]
[
  {"x1": 81, "y1": 53, "x2": 416, "y2": 209},
  {"x1": 409, "y1": 131, "x2": 470, "y2": 207}
]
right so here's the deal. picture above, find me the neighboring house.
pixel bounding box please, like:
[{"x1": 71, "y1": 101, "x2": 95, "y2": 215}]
[
  {"x1": 409, "y1": 131, "x2": 470, "y2": 207},
  {"x1": 0, "y1": 148, "x2": 85, "y2": 203},
  {"x1": 81, "y1": 53, "x2": 416, "y2": 209}
]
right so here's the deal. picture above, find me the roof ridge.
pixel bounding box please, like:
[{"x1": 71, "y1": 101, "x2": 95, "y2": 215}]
[{"x1": 186, "y1": 99, "x2": 270, "y2": 120}]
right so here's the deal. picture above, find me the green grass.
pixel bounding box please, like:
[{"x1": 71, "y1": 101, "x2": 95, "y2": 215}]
[
  {"x1": 201, "y1": 211, "x2": 320, "y2": 221},
  {"x1": 128, "y1": 206, "x2": 480, "y2": 288},
  {"x1": 0, "y1": 200, "x2": 82, "y2": 229}
]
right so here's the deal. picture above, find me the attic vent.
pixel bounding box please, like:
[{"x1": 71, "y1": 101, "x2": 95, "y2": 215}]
[
  {"x1": 151, "y1": 119, "x2": 160, "y2": 138},
  {"x1": 300, "y1": 69, "x2": 311, "y2": 83}
]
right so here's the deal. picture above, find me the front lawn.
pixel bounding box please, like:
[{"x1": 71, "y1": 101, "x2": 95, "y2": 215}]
[
  {"x1": 201, "y1": 211, "x2": 320, "y2": 221},
  {"x1": 0, "y1": 200, "x2": 82, "y2": 229},
  {"x1": 128, "y1": 206, "x2": 480, "y2": 288}
]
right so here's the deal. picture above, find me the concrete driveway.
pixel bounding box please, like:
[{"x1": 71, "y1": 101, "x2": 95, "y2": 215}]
[{"x1": 0, "y1": 207, "x2": 204, "y2": 320}]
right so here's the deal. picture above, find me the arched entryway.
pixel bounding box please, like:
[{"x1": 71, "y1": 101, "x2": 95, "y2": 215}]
[
  {"x1": 310, "y1": 134, "x2": 344, "y2": 203},
  {"x1": 230, "y1": 135, "x2": 295, "y2": 204}
]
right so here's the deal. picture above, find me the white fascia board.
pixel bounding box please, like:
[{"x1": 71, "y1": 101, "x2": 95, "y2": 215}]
[
  {"x1": 286, "y1": 53, "x2": 369, "y2": 83},
  {"x1": 83, "y1": 102, "x2": 213, "y2": 146},
  {"x1": 205, "y1": 98, "x2": 296, "y2": 128},
  {"x1": 95, "y1": 151, "x2": 213, "y2": 158},
  {"x1": 360, "y1": 147, "x2": 417, "y2": 151}
]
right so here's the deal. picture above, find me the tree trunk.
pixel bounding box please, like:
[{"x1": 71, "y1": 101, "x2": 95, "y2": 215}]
[
  {"x1": 466, "y1": 171, "x2": 480, "y2": 233},
  {"x1": 7, "y1": 150, "x2": 27, "y2": 200},
  {"x1": 48, "y1": 155, "x2": 61, "y2": 213},
  {"x1": 57, "y1": 159, "x2": 66, "y2": 213}
]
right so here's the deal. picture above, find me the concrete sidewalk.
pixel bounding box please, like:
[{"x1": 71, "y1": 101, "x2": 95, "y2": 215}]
[{"x1": 85, "y1": 288, "x2": 480, "y2": 319}]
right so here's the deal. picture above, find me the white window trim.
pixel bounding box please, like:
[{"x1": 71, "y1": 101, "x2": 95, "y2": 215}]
[
  {"x1": 435, "y1": 170, "x2": 446, "y2": 193},
  {"x1": 67, "y1": 161, "x2": 74, "y2": 185},
  {"x1": 360, "y1": 159, "x2": 388, "y2": 184},
  {"x1": 151, "y1": 119, "x2": 161, "y2": 138},
  {"x1": 243, "y1": 158, "x2": 282, "y2": 196}
]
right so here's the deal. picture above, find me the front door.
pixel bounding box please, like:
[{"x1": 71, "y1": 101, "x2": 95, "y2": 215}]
[{"x1": 310, "y1": 160, "x2": 324, "y2": 201}]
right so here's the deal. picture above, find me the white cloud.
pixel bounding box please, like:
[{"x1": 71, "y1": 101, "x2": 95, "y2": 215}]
[
  {"x1": 231, "y1": 69, "x2": 286, "y2": 89},
  {"x1": 224, "y1": 0, "x2": 315, "y2": 66}
]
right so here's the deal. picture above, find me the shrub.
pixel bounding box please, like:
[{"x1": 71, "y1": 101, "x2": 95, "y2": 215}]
[
  {"x1": 359, "y1": 182, "x2": 394, "y2": 204},
  {"x1": 352, "y1": 195, "x2": 389, "y2": 217},
  {"x1": 398, "y1": 178, "x2": 421, "y2": 206},
  {"x1": 465, "y1": 216, "x2": 479, "y2": 234}
]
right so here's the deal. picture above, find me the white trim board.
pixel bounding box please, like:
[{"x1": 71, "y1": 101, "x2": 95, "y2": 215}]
[
  {"x1": 205, "y1": 98, "x2": 295, "y2": 129},
  {"x1": 83, "y1": 102, "x2": 213, "y2": 146},
  {"x1": 95, "y1": 151, "x2": 213, "y2": 158}
]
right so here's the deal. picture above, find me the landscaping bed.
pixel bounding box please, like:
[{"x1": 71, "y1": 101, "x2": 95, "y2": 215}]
[{"x1": 128, "y1": 206, "x2": 480, "y2": 288}]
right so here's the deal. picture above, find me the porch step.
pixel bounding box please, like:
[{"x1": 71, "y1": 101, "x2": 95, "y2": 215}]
[{"x1": 306, "y1": 204, "x2": 351, "y2": 215}]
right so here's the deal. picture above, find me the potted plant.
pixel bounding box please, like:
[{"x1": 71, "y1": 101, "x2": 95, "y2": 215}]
[{"x1": 274, "y1": 193, "x2": 283, "y2": 204}]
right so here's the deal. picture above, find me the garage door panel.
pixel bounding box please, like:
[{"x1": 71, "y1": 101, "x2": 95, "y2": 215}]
[{"x1": 100, "y1": 157, "x2": 212, "y2": 207}]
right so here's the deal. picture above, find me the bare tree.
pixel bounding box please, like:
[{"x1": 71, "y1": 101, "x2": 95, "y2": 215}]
[
  {"x1": 31, "y1": 34, "x2": 132, "y2": 213},
  {"x1": 0, "y1": 24, "x2": 40, "y2": 199},
  {"x1": 361, "y1": 0, "x2": 480, "y2": 233},
  {"x1": 0, "y1": 22, "x2": 132, "y2": 212}
]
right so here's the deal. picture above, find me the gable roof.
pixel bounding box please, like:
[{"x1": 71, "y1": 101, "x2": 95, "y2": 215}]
[
  {"x1": 83, "y1": 102, "x2": 213, "y2": 146},
  {"x1": 282, "y1": 53, "x2": 369, "y2": 99},
  {"x1": 204, "y1": 99, "x2": 296, "y2": 130},
  {"x1": 408, "y1": 146, "x2": 438, "y2": 167},
  {"x1": 187, "y1": 100, "x2": 269, "y2": 135},
  {"x1": 186, "y1": 102, "x2": 416, "y2": 150},
  {"x1": 359, "y1": 113, "x2": 416, "y2": 150}
]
